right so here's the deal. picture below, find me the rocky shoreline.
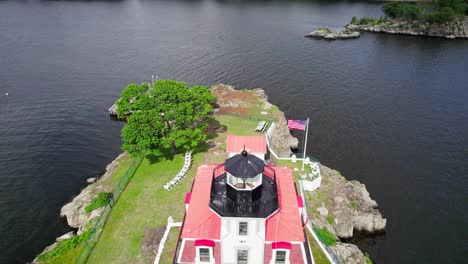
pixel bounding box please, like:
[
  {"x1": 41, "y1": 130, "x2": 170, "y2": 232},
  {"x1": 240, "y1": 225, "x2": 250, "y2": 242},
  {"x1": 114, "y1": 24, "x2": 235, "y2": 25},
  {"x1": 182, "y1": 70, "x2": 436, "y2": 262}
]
[
  {"x1": 305, "y1": 27, "x2": 360, "y2": 40},
  {"x1": 308, "y1": 164, "x2": 386, "y2": 263},
  {"x1": 34, "y1": 153, "x2": 128, "y2": 262},
  {"x1": 347, "y1": 17, "x2": 468, "y2": 39}
]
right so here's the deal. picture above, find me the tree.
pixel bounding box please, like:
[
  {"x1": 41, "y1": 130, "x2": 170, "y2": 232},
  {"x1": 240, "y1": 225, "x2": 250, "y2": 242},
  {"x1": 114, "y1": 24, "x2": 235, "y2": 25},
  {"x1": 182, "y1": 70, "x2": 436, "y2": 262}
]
[
  {"x1": 120, "y1": 80, "x2": 215, "y2": 158},
  {"x1": 116, "y1": 83, "x2": 149, "y2": 119},
  {"x1": 382, "y1": 2, "x2": 404, "y2": 19}
]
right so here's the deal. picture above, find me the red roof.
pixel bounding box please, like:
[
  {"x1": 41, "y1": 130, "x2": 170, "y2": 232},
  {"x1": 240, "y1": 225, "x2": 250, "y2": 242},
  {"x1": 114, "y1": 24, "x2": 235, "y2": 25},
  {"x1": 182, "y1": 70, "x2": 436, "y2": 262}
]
[
  {"x1": 264, "y1": 243, "x2": 305, "y2": 264},
  {"x1": 226, "y1": 135, "x2": 267, "y2": 154},
  {"x1": 266, "y1": 167, "x2": 305, "y2": 242},
  {"x1": 181, "y1": 165, "x2": 221, "y2": 240}
]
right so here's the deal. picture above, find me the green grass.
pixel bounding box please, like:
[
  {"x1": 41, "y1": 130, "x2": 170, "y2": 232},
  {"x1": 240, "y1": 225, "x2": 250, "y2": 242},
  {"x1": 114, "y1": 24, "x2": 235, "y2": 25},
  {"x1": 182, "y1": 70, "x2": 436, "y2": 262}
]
[
  {"x1": 214, "y1": 114, "x2": 260, "y2": 135},
  {"x1": 87, "y1": 153, "x2": 201, "y2": 264},
  {"x1": 315, "y1": 227, "x2": 337, "y2": 246},
  {"x1": 37, "y1": 230, "x2": 92, "y2": 264},
  {"x1": 85, "y1": 192, "x2": 112, "y2": 213},
  {"x1": 306, "y1": 228, "x2": 331, "y2": 264}
]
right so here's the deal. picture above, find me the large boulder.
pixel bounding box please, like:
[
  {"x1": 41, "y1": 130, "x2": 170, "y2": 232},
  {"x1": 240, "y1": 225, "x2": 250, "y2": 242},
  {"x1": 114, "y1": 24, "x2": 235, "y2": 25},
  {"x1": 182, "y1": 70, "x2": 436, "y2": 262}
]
[
  {"x1": 330, "y1": 242, "x2": 367, "y2": 264},
  {"x1": 310, "y1": 165, "x2": 386, "y2": 239}
]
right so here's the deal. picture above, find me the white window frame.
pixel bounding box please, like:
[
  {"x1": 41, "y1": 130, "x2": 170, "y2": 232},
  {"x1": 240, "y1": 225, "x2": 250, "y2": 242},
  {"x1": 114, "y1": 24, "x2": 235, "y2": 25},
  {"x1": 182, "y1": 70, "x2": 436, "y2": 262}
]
[
  {"x1": 270, "y1": 249, "x2": 290, "y2": 264},
  {"x1": 237, "y1": 248, "x2": 249, "y2": 264},
  {"x1": 238, "y1": 221, "x2": 248, "y2": 236},
  {"x1": 195, "y1": 246, "x2": 214, "y2": 264}
]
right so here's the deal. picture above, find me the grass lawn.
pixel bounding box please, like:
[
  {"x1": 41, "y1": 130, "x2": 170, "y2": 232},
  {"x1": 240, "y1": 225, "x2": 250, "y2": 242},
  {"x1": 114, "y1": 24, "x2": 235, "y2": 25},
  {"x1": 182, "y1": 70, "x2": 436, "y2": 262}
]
[
  {"x1": 214, "y1": 114, "x2": 261, "y2": 136},
  {"x1": 87, "y1": 153, "x2": 203, "y2": 264}
]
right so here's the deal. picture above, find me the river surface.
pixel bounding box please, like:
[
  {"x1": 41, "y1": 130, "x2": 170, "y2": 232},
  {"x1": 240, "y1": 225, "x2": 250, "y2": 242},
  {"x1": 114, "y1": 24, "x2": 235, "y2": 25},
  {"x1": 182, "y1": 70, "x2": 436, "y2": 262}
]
[{"x1": 0, "y1": 0, "x2": 467, "y2": 263}]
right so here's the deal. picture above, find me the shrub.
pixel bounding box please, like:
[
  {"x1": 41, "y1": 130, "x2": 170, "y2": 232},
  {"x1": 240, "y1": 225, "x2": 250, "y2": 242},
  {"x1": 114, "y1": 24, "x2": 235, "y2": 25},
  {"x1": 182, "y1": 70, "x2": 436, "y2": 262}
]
[
  {"x1": 357, "y1": 17, "x2": 378, "y2": 25},
  {"x1": 85, "y1": 192, "x2": 112, "y2": 213},
  {"x1": 351, "y1": 16, "x2": 358, "y2": 24},
  {"x1": 315, "y1": 227, "x2": 337, "y2": 246}
]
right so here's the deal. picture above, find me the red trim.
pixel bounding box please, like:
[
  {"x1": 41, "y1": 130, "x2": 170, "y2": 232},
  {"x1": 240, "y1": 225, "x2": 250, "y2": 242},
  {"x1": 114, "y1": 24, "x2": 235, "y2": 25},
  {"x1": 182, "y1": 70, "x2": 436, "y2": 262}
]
[
  {"x1": 184, "y1": 192, "x2": 192, "y2": 204},
  {"x1": 272, "y1": 241, "x2": 292, "y2": 250},
  {"x1": 297, "y1": 195, "x2": 304, "y2": 208},
  {"x1": 195, "y1": 239, "x2": 215, "y2": 247}
]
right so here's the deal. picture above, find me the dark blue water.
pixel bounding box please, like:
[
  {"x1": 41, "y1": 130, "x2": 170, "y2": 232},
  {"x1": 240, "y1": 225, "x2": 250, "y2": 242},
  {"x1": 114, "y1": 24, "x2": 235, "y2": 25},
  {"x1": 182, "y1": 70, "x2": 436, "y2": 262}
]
[{"x1": 0, "y1": 0, "x2": 466, "y2": 263}]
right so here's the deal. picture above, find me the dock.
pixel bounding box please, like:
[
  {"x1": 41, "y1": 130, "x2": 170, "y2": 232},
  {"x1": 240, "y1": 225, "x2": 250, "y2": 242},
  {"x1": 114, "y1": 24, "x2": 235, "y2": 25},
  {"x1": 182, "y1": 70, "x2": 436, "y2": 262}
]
[{"x1": 108, "y1": 103, "x2": 118, "y2": 119}]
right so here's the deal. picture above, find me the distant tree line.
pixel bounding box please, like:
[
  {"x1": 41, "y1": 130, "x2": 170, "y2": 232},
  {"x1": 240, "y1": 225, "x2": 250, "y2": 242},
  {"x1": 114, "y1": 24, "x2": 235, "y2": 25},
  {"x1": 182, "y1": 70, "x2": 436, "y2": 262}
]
[{"x1": 381, "y1": 0, "x2": 467, "y2": 23}]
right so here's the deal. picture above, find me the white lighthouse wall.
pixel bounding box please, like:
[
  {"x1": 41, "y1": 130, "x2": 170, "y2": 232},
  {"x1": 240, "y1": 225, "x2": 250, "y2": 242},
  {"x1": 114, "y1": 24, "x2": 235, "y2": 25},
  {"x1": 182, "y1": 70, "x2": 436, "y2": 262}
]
[{"x1": 220, "y1": 217, "x2": 266, "y2": 264}]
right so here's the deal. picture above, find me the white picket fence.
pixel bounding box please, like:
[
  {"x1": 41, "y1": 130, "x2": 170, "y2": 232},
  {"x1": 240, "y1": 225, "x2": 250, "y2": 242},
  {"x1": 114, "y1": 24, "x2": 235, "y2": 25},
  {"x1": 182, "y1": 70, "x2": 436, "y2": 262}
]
[{"x1": 164, "y1": 152, "x2": 192, "y2": 190}]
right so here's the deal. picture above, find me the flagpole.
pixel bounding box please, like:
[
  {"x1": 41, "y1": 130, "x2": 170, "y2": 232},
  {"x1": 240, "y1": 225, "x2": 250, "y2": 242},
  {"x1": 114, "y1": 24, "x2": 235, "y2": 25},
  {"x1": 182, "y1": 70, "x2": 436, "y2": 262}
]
[{"x1": 302, "y1": 117, "x2": 309, "y2": 171}]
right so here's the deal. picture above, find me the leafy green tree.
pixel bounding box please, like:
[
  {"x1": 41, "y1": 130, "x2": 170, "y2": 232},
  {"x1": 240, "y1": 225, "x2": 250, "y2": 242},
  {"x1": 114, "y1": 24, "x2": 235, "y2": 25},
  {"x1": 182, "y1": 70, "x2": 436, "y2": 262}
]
[
  {"x1": 382, "y1": 2, "x2": 423, "y2": 20},
  {"x1": 382, "y1": 2, "x2": 404, "y2": 19},
  {"x1": 116, "y1": 83, "x2": 149, "y2": 119},
  {"x1": 120, "y1": 80, "x2": 215, "y2": 158}
]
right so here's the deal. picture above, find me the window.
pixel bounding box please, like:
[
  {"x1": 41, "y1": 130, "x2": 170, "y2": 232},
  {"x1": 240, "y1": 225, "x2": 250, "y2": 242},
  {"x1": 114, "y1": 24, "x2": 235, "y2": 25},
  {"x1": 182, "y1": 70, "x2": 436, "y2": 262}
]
[
  {"x1": 275, "y1": 250, "x2": 287, "y2": 264},
  {"x1": 237, "y1": 249, "x2": 248, "y2": 264},
  {"x1": 199, "y1": 248, "x2": 210, "y2": 262},
  {"x1": 239, "y1": 222, "x2": 248, "y2": 236}
]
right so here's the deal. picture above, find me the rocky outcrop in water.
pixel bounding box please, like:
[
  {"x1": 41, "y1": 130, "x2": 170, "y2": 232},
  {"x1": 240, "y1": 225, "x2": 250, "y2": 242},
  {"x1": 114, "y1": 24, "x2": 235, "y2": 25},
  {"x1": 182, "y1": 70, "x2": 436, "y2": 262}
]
[
  {"x1": 60, "y1": 153, "x2": 125, "y2": 233},
  {"x1": 305, "y1": 27, "x2": 360, "y2": 40},
  {"x1": 311, "y1": 165, "x2": 386, "y2": 239},
  {"x1": 347, "y1": 17, "x2": 468, "y2": 39}
]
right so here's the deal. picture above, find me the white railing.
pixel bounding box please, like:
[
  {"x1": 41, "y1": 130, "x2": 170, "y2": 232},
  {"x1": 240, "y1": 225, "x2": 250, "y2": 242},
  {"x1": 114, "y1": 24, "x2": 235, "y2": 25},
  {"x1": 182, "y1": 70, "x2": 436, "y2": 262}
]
[
  {"x1": 153, "y1": 216, "x2": 182, "y2": 264},
  {"x1": 164, "y1": 152, "x2": 192, "y2": 190}
]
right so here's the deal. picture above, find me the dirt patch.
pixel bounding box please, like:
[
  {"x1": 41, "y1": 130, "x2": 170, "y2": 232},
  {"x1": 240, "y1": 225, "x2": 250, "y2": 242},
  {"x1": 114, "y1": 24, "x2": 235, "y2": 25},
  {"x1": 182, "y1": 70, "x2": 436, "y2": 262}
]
[
  {"x1": 141, "y1": 226, "x2": 165, "y2": 264},
  {"x1": 217, "y1": 107, "x2": 249, "y2": 116}
]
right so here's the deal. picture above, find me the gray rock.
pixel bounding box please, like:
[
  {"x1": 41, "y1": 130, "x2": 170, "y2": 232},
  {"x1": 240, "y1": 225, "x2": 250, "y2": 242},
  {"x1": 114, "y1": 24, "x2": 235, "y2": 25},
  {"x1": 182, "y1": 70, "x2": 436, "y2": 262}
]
[
  {"x1": 309, "y1": 165, "x2": 387, "y2": 240},
  {"x1": 330, "y1": 242, "x2": 367, "y2": 264},
  {"x1": 305, "y1": 27, "x2": 360, "y2": 40},
  {"x1": 87, "y1": 177, "x2": 97, "y2": 183},
  {"x1": 56, "y1": 231, "x2": 75, "y2": 242},
  {"x1": 317, "y1": 204, "x2": 329, "y2": 216}
]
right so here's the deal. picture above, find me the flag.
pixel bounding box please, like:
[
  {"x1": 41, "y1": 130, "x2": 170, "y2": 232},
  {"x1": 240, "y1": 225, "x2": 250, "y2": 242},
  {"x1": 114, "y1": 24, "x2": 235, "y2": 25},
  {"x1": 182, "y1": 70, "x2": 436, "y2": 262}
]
[{"x1": 287, "y1": 119, "x2": 307, "y2": 131}]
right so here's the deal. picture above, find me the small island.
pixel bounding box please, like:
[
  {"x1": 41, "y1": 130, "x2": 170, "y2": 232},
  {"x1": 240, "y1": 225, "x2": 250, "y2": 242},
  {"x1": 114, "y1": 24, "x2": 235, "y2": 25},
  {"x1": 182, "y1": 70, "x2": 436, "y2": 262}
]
[
  {"x1": 348, "y1": 0, "x2": 468, "y2": 39},
  {"x1": 34, "y1": 81, "x2": 385, "y2": 264},
  {"x1": 305, "y1": 27, "x2": 360, "y2": 40}
]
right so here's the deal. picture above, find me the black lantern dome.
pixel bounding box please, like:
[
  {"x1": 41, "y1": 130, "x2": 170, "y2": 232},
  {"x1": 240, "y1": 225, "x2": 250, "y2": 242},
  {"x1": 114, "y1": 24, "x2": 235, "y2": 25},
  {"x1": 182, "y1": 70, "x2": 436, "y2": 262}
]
[{"x1": 225, "y1": 150, "x2": 265, "y2": 178}]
